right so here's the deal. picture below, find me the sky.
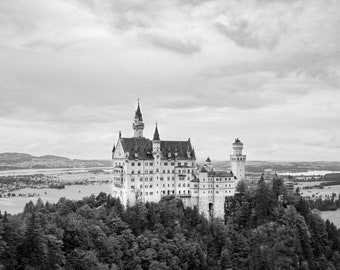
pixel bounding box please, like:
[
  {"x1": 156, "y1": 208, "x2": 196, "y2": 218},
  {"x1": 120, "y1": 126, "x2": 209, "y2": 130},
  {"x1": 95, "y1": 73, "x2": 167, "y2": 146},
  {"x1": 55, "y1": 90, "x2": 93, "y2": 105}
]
[{"x1": 0, "y1": 0, "x2": 339, "y2": 161}]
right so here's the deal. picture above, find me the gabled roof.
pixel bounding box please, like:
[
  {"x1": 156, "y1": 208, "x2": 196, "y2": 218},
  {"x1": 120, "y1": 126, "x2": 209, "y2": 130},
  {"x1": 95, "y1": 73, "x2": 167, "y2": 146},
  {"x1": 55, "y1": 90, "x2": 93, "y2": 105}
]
[
  {"x1": 206, "y1": 157, "x2": 211, "y2": 163},
  {"x1": 160, "y1": 140, "x2": 195, "y2": 160},
  {"x1": 120, "y1": 137, "x2": 153, "y2": 160}
]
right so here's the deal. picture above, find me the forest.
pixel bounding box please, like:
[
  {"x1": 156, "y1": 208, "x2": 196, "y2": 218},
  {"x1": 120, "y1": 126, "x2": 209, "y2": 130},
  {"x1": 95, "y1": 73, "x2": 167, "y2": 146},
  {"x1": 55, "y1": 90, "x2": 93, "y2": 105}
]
[{"x1": 1, "y1": 178, "x2": 340, "y2": 270}]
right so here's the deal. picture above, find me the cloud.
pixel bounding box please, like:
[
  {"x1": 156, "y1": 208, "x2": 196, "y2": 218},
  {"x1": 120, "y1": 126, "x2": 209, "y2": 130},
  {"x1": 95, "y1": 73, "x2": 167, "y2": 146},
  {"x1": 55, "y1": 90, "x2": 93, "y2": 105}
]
[
  {"x1": 0, "y1": 0, "x2": 339, "y2": 161},
  {"x1": 142, "y1": 32, "x2": 201, "y2": 55},
  {"x1": 215, "y1": 18, "x2": 280, "y2": 50}
]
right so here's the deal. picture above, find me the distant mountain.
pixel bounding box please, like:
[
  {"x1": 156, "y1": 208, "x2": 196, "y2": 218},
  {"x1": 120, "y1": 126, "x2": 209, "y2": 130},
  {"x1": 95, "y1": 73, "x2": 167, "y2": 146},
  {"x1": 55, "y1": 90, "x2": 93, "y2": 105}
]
[{"x1": 0, "y1": 153, "x2": 112, "y2": 170}]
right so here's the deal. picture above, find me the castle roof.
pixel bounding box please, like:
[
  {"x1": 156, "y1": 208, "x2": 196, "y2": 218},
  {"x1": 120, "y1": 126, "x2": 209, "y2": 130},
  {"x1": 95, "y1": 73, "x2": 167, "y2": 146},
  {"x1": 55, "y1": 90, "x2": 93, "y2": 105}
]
[
  {"x1": 120, "y1": 137, "x2": 153, "y2": 160},
  {"x1": 206, "y1": 157, "x2": 211, "y2": 163},
  {"x1": 207, "y1": 171, "x2": 233, "y2": 177},
  {"x1": 119, "y1": 137, "x2": 196, "y2": 160}
]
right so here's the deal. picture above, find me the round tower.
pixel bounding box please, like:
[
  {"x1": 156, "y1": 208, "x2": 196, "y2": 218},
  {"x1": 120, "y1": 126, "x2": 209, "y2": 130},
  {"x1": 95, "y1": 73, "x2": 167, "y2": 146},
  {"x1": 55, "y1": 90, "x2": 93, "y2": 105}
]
[{"x1": 230, "y1": 138, "x2": 246, "y2": 182}]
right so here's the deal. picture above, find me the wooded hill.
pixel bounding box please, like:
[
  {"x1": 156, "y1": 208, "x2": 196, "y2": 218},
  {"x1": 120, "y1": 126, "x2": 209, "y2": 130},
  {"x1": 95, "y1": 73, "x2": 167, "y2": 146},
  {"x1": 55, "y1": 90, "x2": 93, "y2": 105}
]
[{"x1": 1, "y1": 178, "x2": 340, "y2": 269}]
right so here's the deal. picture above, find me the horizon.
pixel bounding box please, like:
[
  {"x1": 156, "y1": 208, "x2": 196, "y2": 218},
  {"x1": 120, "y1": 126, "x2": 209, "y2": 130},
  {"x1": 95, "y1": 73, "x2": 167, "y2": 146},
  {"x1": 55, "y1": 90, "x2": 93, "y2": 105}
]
[
  {"x1": 0, "y1": 0, "x2": 339, "y2": 161},
  {"x1": 1, "y1": 151, "x2": 340, "y2": 164}
]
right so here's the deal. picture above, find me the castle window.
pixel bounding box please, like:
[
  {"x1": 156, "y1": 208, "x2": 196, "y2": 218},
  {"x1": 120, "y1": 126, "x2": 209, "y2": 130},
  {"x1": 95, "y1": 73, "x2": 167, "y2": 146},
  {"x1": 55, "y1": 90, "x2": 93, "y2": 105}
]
[
  {"x1": 164, "y1": 162, "x2": 168, "y2": 166},
  {"x1": 179, "y1": 184, "x2": 181, "y2": 187},
  {"x1": 188, "y1": 190, "x2": 190, "y2": 193},
  {"x1": 163, "y1": 170, "x2": 165, "y2": 173},
  {"x1": 150, "y1": 177, "x2": 153, "y2": 181},
  {"x1": 183, "y1": 184, "x2": 185, "y2": 187},
  {"x1": 150, "y1": 162, "x2": 153, "y2": 166},
  {"x1": 131, "y1": 178, "x2": 135, "y2": 182},
  {"x1": 178, "y1": 169, "x2": 181, "y2": 173},
  {"x1": 137, "y1": 162, "x2": 141, "y2": 166},
  {"x1": 167, "y1": 177, "x2": 170, "y2": 180},
  {"x1": 216, "y1": 185, "x2": 219, "y2": 188},
  {"x1": 172, "y1": 177, "x2": 174, "y2": 180},
  {"x1": 177, "y1": 162, "x2": 181, "y2": 166},
  {"x1": 145, "y1": 185, "x2": 148, "y2": 188},
  {"x1": 150, "y1": 185, "x2": 153, "y2": 188},
  {"x1": 187, "y1": 169, "x2": 190, "y2": 173},
  {"x1": 131, "y1": 185, "x2": 135, "y2": 189},
  {"x1": 203, "y1": 191, "x2": 205, "y2": 194},
  {"x1": 163, "y1": 184, "x2": 165, "y2": 187},
  {"x1": 131, "y1": 171, "x2": 135, "y2": 174},
  {"x1": 145, "y1": 162, "x2": 148, "y2": 166},
  {"x1": 160, "y1": 177, "x2": 164, "y2": 181},
  {"x1": 156, "y1": 169, "x2": 159, "y2": 173},
  {"x1": 167, "y1": 170, "x2": 170, "y2": 173},
  {"x1": 171, "y1": 162, "x2": 175, "y2": 166},
  {"x1": 216, "y1": 191, "x2": 219, "y2": 194},
  {"x1": 179, "y1": 191, "x2": 181, "y2": 194},
  {"x1": 194, "y1": 191, "x2": 197, "y2": 194},
  {"x1": 150, "y1": 170, "x2": 153, "y2": 174},
  {"x1": 140, "y1": 185, "x2": 142, "y2": 188},
  {"x1": 131, "y1": 162, "x2": 135, "y2": 166},
  {"x1": 146, "y1": 192, "x2": 148, "y2": 195},
  {"x1": 150, "y1": 192, "x2": 153, "y2": 195},
  {"x1": 172, "y1": 184, "x2": 174, "y2": 187},
  {"x1": 194, "y1": 184, "x2": 198, "y2": 187}
]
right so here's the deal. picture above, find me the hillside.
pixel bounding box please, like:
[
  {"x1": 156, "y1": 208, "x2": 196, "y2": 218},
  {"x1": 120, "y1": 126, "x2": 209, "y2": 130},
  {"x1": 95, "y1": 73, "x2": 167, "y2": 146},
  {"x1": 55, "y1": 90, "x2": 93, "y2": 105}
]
[
  {"x1": 0, "y1": 152, "x2": 112, "y2": 170},
  {"x1": 1, "y1": 180, "x2": 340, "y2": 269}
]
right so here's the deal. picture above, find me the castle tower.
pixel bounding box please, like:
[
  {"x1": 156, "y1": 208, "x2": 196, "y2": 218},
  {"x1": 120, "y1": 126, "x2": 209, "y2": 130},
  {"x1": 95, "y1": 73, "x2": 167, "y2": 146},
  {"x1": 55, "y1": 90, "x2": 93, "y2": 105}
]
[
  {"x1": 133, "y1": 100, "x2": 144, "y2": 138},
  {"x1": 230, "y1": 138, "x2": 246, "y2": 182}
]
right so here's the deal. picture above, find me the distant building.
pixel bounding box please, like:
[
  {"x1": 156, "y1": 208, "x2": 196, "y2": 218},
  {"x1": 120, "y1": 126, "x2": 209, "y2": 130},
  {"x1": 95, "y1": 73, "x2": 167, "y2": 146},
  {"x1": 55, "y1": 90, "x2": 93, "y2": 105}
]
[{"x1": 111, "y1": 101, "x2": 247, "y2": 219}]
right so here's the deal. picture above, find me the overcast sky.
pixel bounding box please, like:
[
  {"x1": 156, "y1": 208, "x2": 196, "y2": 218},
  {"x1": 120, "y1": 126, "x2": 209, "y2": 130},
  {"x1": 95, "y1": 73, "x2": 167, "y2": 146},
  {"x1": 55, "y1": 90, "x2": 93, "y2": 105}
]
[{"x1": 0, "y1": 0, "x2": 339, "y2": 161}]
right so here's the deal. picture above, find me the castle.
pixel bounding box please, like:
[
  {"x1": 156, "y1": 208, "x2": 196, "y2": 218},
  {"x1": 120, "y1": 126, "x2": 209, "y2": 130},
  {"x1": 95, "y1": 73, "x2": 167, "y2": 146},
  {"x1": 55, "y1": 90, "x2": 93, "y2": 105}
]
[{"x1": 111, "y1": 101, "x2": 247, "y2": 219}]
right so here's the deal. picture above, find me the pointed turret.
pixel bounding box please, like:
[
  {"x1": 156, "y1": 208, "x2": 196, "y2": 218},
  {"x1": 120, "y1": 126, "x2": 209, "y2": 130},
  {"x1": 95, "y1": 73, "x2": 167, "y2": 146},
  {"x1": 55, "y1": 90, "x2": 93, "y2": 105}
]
[
  {"x1": 152, "y1": 123, "x2": 161, "y2": 153},
  {"x1": 135, "y1": 100, "x2": 143, "y2": 121},
  {"x1": 132, "y1": 99, "x2": 144, "y2": 138},
  {"x1": 153, "y1": 123, "x2": 160, "y2": 141}
]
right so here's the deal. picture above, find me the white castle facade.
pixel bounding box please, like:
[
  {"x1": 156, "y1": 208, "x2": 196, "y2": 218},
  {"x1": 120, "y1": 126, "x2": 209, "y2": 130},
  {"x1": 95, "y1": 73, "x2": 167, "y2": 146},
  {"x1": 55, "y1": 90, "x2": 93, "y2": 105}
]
[{"x1": 111, "y1": 102, "x2": 247, "y2": 219}]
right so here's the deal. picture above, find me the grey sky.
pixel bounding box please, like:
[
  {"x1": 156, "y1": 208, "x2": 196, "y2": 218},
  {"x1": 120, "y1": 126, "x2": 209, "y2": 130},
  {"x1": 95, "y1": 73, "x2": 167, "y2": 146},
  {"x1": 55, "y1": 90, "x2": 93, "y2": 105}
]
[{"x1": 0, "y1": 0, "x2": 339, "y2": 161}]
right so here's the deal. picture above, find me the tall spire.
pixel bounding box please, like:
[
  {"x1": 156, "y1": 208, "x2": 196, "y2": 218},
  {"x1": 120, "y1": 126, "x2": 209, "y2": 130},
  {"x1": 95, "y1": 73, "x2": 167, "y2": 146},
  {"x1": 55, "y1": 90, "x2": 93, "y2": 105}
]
[
  {"x1": 135, "y1": 99, "x2": 143, "y2": 121},
  {"x1": 133, "y1": 99, "x2": 144, "y2": 138},
  {"x1": 153, "y1": 123, "x2": 160, "y2": 141}
]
